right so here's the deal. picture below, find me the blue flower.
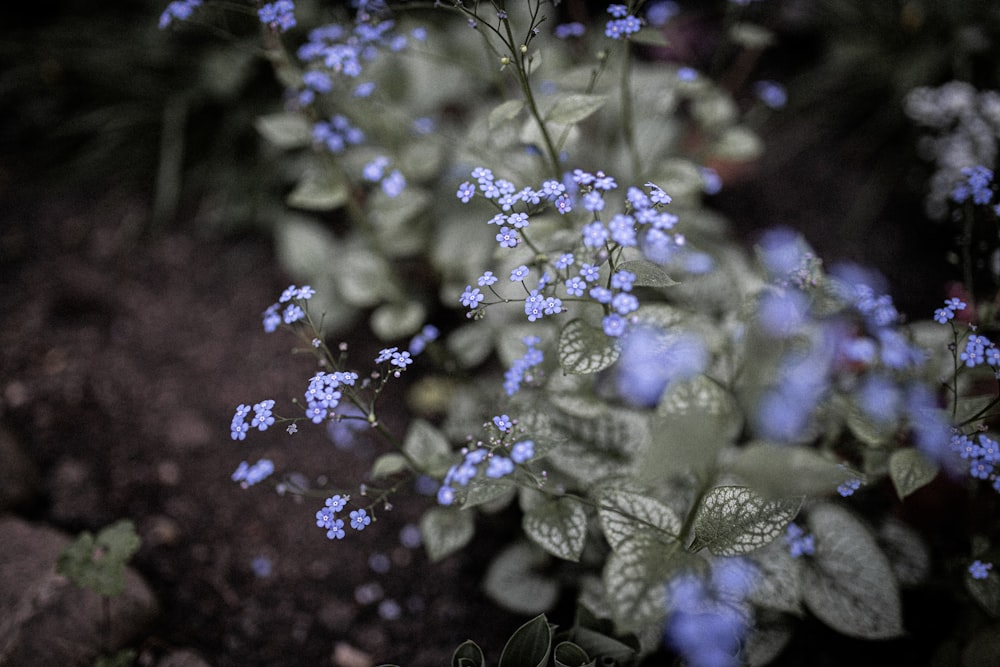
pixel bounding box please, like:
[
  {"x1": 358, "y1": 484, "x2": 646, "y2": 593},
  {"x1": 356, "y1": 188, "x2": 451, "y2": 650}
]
[
  {"x1": 460, "y1": 286, "x2": 484, "y2": 308},
  {"x1": 251, "y1": 400, "x2": 276, "y2": 431},
  {"x1": 554, "y1": 22, "x2": 586, "y2": 38},
  {"x1": 381, "y1": 170, "x2": 406, "y2": 198},
  {"x1": 952, "y1": 165, "x2": 994, "y2": 205},
  {"x1": 602, "y1": 314, "x2": 627, "y2": 337},
  {"x1": 326, "y1": 519, "x2": 346, "y2": 540},
  {"x1": 478, "y1": 271, "x2": 498, "y2": 287},
  {"x1": 493, "y1": 414, "x2": 513, "y2": 432},
  {"x1": 408, "y1": 324, "x2": 440, "y2": 356},
  {"x1": 524, "y1": 290, "x2": 545, "y2": 322},
  {"x1": 504, "y1": 337, "x2": 545, "y2": 395},
  {"x1": 283, "y1": 304, "x2": 305, "y2": 324},
  {"x1": 753, "y1": 80, "x2": 787, "y2": 109},
  {"x1": 837, "y1": 478, "x2": 862, "y2": 497},
  {"x1": 579, "y1": 263, "x2": 601, "y2": 283},
  {"x1": 363, "y1": 156, "x2": 390, "y2": 182},
  {"x1": 785, "y1": 523, "x2": 815, "y2": 558},
  {"x1": 258, "y1": 0, "x2": 296, "y2": 32},
  {"x1": 232, "y1": 459, "x2": 275, "y2": 486},
  {"x1": 554, "y1": 253, "x2": 575, "y2": 270},
  {"x1": 970, "y1": 560, "x2": 993, "y2": 580},
  {"x1": 159, "y1": 0, "x2": 202, "y2": 29},
  {"x1": 262, "y1": 304, "x2": 281, "y2": 333},
  {"x1": 495, "y1": 226, "x2": 519, "y2": 248},
  {"x1": 350, "y1": 509, "x2": 372, "y2": 530},
  {"x1": 390, "y1": 350, "x2": 413, "y2": 368},
  {"x1": 231, "y1": 404, "x2": 251, "y2": 441},
  {"x1": 437, "y1": 486, "x2": 455, "y2": 505},
  {"x1": 486, "y1": 456, "x2": 515, "y2": 478},
  {"x1": 511, "y1": 440, "x2": 534, "y2": 463},
  {"x1": 612, "y1": 292, "x2": 639, "y2": 315},
  {"x1": 616, "y1": 328, "x2": 708, "y2": 406},
  {"x1": 457, "y1": 181, "x2": 476, "y2": 202},
  {"x1": 582, "y1": 221, "x2": 609, "y2": 248},
  {"x1": 565, "y1": 277, "x2": 586, "y2": 297}
]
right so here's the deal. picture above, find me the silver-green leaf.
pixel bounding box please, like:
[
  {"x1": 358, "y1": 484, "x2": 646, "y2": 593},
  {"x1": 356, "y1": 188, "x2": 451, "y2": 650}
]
[
  {"x1": 693, "y1": 486, "x2": 801, "y2": 556},
  {"x1": 558, "y1": 319, "x2": 620, "y2": 375},
  {"x1": 545, "y1": 94, "x2": 608, "y2": 125},
  {"x1": 802, "y1": 503, "x2": 904, "y2": 639},
  {"x1": 618, "y1": 259, "x2": 678, "y2": 288},
  {"x1": 888, "y1": 448, "x2": 939, "y2": 500},
  {"x1": 523, "y1": 497, "x2": 588, "y2": 562},
  {"x1": 596, "y1": 488, "x2": 681, "y2": 550},
  {"x1": 420, "y1": 507, "x2": 475, "y2": 562}
]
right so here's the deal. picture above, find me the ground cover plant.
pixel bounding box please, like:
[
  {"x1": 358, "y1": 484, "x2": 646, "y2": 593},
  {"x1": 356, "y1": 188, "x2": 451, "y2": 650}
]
[{"x1": 10, "y1": 0, "x2": 1000, "y2": 664}]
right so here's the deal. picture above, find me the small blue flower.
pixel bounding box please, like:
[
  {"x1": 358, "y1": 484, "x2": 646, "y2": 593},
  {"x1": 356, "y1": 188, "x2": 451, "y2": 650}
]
[
  {"x1": 837, "y1": 478, "x2": 862, "y2": 497},
  {"x1": 785, "y1": 523, "x2": 815, "y2": 558},
  {"x1": 554, "y1": 22, "x2": 586, "y2": 39},
  {"x1": 437, "y1": 486, "x2": 455, "y2": 505},
  {"x1": 582, "y1": 221, "x2": 609, "y2": 248},
  {"x1": 554, "y1": 253, "x2": 575, "y2": 270},
  {"x1": 478, "y1": 271, "x2": 498, "y2": 286},
  {"x1": 457, "y1": 181, "x2": 476, "y2": 202},
  {"x1": 381, "y1": 170, "x2": 406, "y2": 198},
  {"x1": 603, "y1": 314, "x2": 627, "y2": 337},
  {"x1": 565, "y1": 277, "x2": 586, "y2": 297},
  {"x1": 326, "y1": 494, "x2": 348, "y2": 513},
  {"x1": 493, "y1": 414, "x2": 513, "y2": 432},
  {"x1": 159, "y1": 0, "x2": 202, "y2": 29},
  {"x1": 258, "y1": 0, "x2": 296, "y2": 32},
  {"x1": 496, "y1": 226, "x2": 519, "y2": 248},
  {"x1": 486, "y1": 456, "x2": 515, "y2": 478},
  {"x1": 350, "y1": 509, "x2": 372, "y2": 530},
  {"x1": 933, "y1": 307, "x2": 954, "y2": 324},
  {"x1": 510, "y1": 264, "x2": 529, "y2": 283},
  {"x1": 754, "y1": 80, "x2": 787, "y2": 109},
  {"x1": 326, "y1": 519, "x2": 346, "y2": 540},
  {"x1": 251, "y1": 400, "x2": 276, "y2": 432},
  {"x1": 511, "y1": 440, "x2": 534, "y2": 463},
  {"x1": 460, "y1": 286, "x2": 484, "y2": 309},
  {"x1": 970, "y1": 560, "x2": 993, "y2": 580},
  {"x1": 611, "y1": 270, "x2": 637, "y2": 291},
  {"x1": 579, "y1": 263, "x2": 601, "y2": 283},
  {"x1": 390, "y1": 350, "x2": 413, "y2": 368},
  {"x1": 524, "y1": 290, "x2": 545, "y2": 322},
  {"x1": 283, "y1": 304, "x2": 305, "y2": 324}
]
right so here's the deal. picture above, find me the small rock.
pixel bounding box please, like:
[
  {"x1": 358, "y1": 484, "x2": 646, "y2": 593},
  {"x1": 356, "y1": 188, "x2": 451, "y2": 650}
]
[
  {"x1": 0, "y1": 515, "x2": 159, "y2": 666},
  {"x1": 331, "y1": 641, "x2": 373, "y2": 667}
]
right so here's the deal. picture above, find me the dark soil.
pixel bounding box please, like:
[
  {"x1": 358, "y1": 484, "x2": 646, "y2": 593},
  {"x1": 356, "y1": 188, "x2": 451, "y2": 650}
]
[{"x1": 0, "y1": 181, "x2": 526, "y2": 666}]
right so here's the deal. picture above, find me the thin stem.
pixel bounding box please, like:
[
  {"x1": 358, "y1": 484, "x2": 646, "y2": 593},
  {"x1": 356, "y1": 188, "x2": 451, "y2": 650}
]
[{"x1": 620, "y1": 41, "x2": 640, "y2": 181}]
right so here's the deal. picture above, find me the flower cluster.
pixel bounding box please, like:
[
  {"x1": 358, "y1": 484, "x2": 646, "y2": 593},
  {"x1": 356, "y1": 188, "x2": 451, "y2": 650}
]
[
  {"x1": 262, "y1": 284, "x2": 315, "y2": 332},
  {"x1": 230, "y1": 400, "x2": 277, "y2": 440},
  {"x1": 312, "y1": 115, "x2": 365, "y2": 154},
  {"x1": 362, "y1": 156, "x2": 406, "y2": 198},
  {"x1": 605, "y1": 4, "x2": 642, "y2": 40},
  {"x1": 933, "y1": 297, "x2": 967, "y2": 324},
  {"x1": 949, "y1": 432, "x2": 1000, "y2": 492},
  {"x1": 305, "y1": 371, "x2": 356, "y2": 423},
  {"x1": 376, "y1": 346, "x2": 413, "y2": 378},
  {"x1": 663, "y1": 559, "x2": 756, "y2": 667},
  {"x1": 158, "y1": 0, "x2": 201, "y2": 30},
  {"x1": 970, "y1": 559, "x2": 994, "y2": 580},
  {"x1": 294, "y1": 14, "x2": 420, "y2": 107},
  {"x1": 951, "y1": 165, "x2": 995, "y2": 206},
  {"x1": 436, "y1": 416, "x2": 535, "y2": 505},
  {"x1": 259, "y1": 0, "x2": 296, "y2": 32},
  {"x1": 837, "y1": 478, "x2": 862, "y2": 497},
  {"x1": 232, "y1": 459, "x2": 275, "y2": 487},
  {"x1": 503, "y1": 335, "x2": 545, "y2": 396},
  {"x1": 784, "y1": 522, "x2": 815, "y2": 558},
  {"x1": 553, "y1": 22, "x2": 585, "y2": 39},
  {"x1": 315, "y1": 494, "x2": 371, "y2": 540},
  {"x1": 457, "y1": 167, "x2": 682, "y2": 339}
]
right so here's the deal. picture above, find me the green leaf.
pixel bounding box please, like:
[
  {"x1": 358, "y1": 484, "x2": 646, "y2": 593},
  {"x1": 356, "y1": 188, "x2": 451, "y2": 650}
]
[
  {"x1": 403, "y1": 419, "x2": 453, "y2": 476},
  {"x1": 725, "y1": 442, "x2": 854, "y2": 498},
  {"x1": 545, "y1": 94, "x2": 608, "y2": 125},
  {"x1": 498, "y1": 614, "x2": 553, "y2": 667},
  {"x1": 602, "y1": 533, "x2": 673, "y2": 632},
  {"x1": 558, "y1": 319, "x2": 620, "y2": 375},
  {"x1": 802, "y1": 503, "x2": 903, "y2": 638},
  {"x1": 287, "y1": 166, "x2": 349, "y2": 211},
  {"x1": 337, "y1": 244, "x2": 398, "y2": 307},
  {"x1": 966, "y1": 559, "x2": 1000, "y2": 617},
  {"x1": 254, "y1": 112, "x2": 311, "y2": 149},
  {"x1": 643, "y1": 374, "x2": 741, "y2": 480},
  {"x1": 523, "y1": 497, "x2": 588, "y2": 562},
  {"x1": 489, "y1": 99, "x2": 525, "y2": 129},
  {"x1": 617, "y1": 259, "x2": 678, "y2": 288},
  {"x1": 888, "y1": 448, "x2": 939, "y2": 500},
  {"x1": 544, "y1": 404, "x2": 651, "y2": 482},
  {"x1": 452, "y1": 641, "x2": 486, "y2": 667},
  {"x1": 370, "y1": 453, "x2": 409, "y2": 479},
  {"x1": 484, "y1": 541, "x2": 559, "y2": 615},
  {"x1": 553, "y1": 642, "x2": 594, "y2": 667},
  {"x1": 370, "y1": 301, "x2": 426, "y2": 341},
  {"x1": 746, "y1": 539, "x2": 803, "y2": 615},
  {"x1": 420, "y1": 507, "x2": 475, "y2": 562},
  {"x1": 692, "y1": 486, "x2": 801, "y2": 556},
  {"x1": 596, "y1": 488, "x2": 681, "y2": 550},
  {"x1": 463, "y1": 478, "x2": 516, "y2": 509},
  {"x1": 56, "y1": 519, "x2": 141, "y2": 597},
  {"x1": 628, "y1": 27, "x2": 670, "y2": 47}
]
